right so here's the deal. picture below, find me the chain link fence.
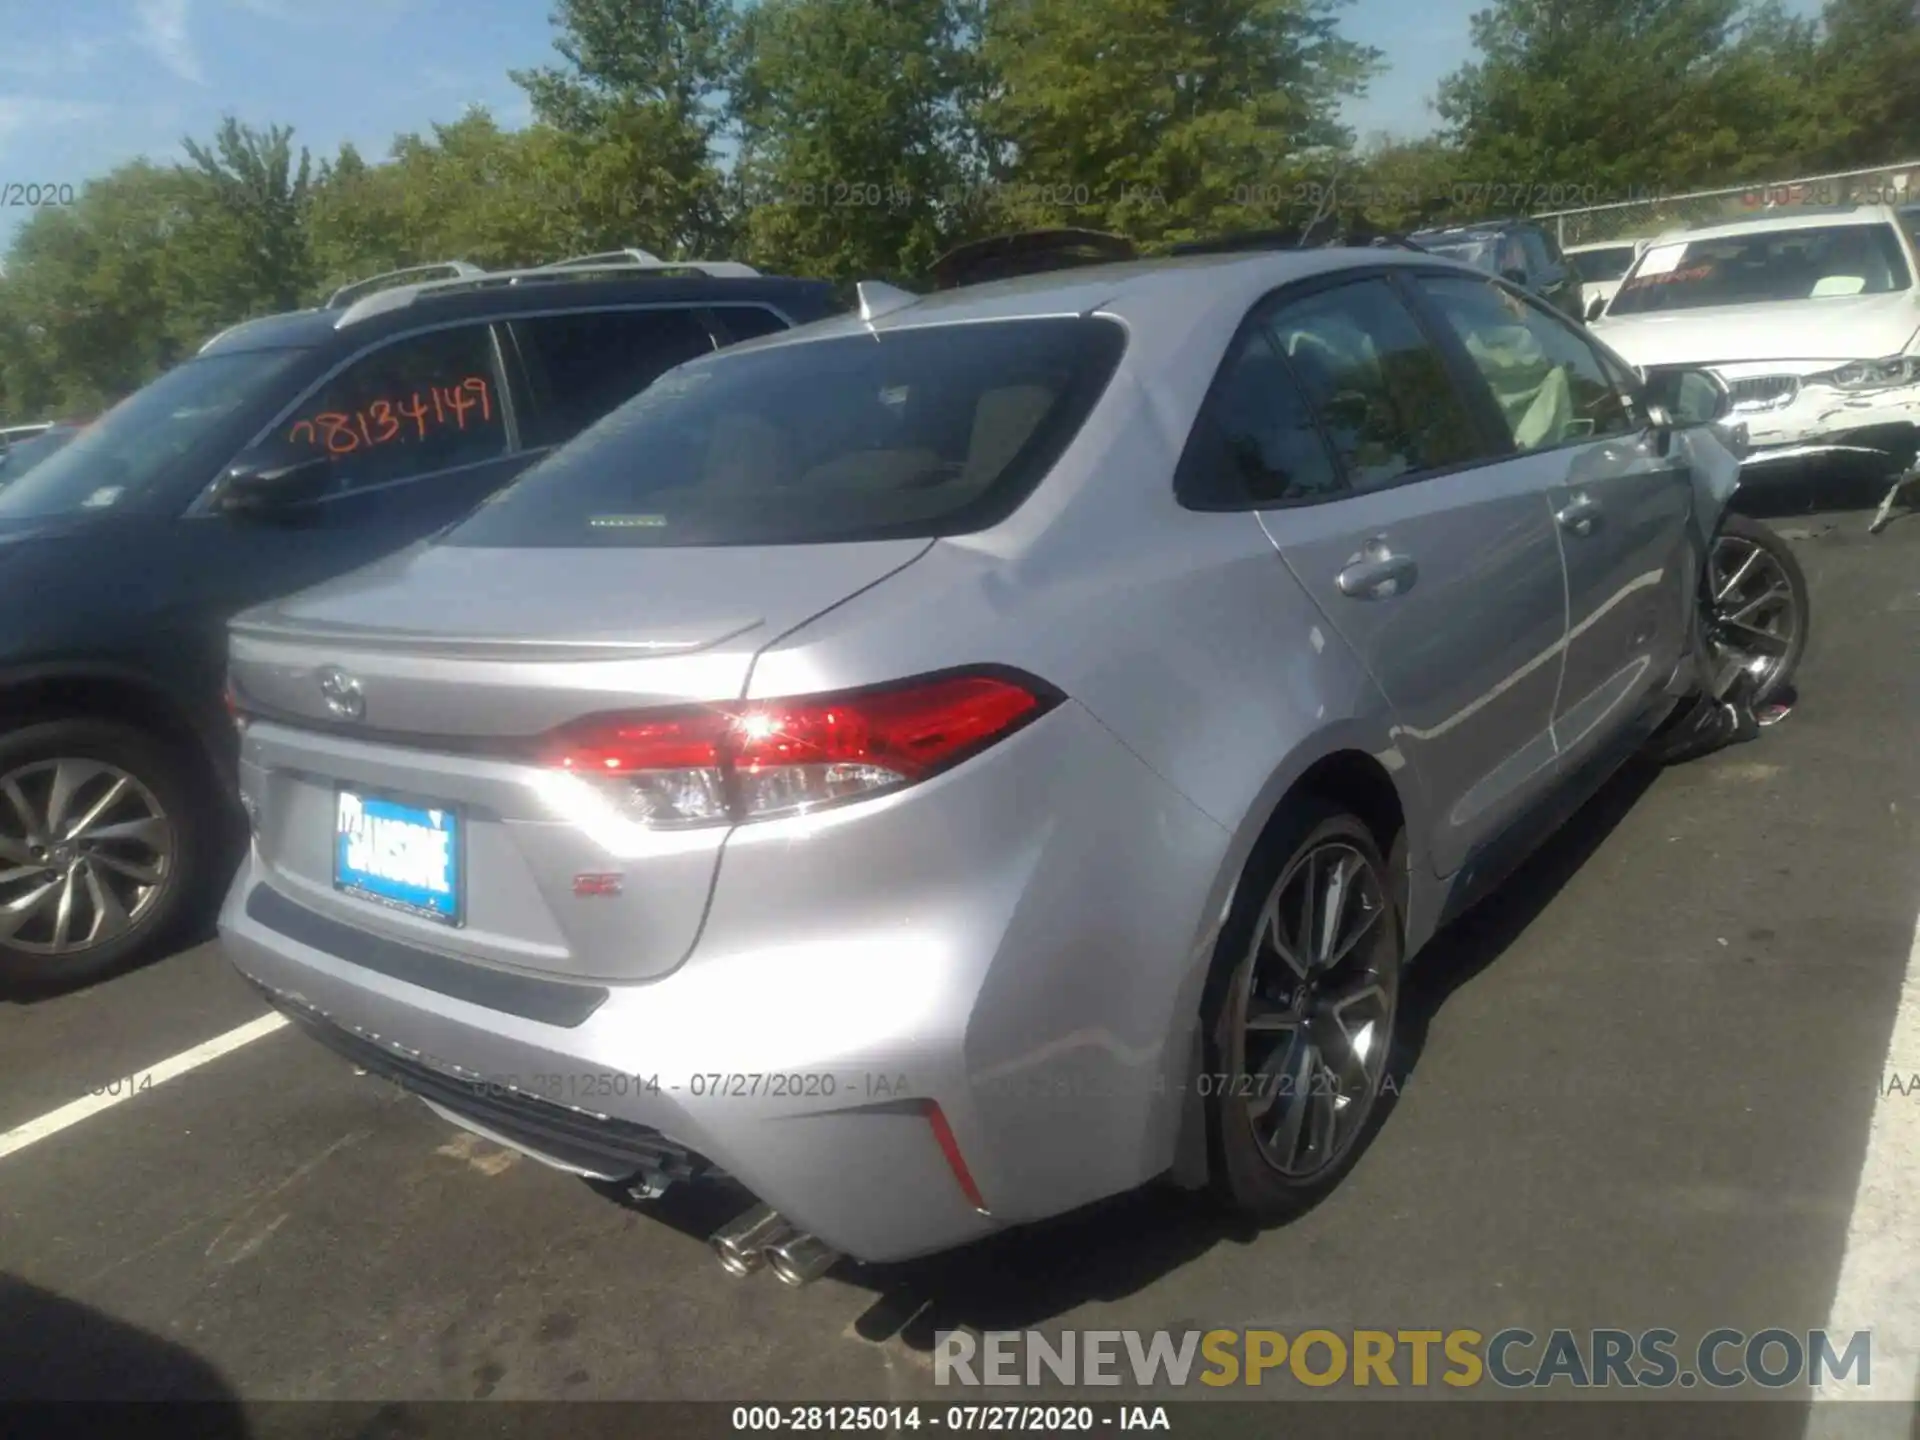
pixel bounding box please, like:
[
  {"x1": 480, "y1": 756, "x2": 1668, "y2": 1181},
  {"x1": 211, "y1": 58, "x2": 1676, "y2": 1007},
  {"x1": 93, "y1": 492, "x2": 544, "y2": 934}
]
[{"x1": 1533, "y1": 160, "x2": 1920, "y2": 248}]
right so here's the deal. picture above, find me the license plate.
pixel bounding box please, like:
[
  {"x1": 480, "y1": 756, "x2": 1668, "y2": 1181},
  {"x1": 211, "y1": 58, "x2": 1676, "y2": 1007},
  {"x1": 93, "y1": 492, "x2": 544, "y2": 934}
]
[{"x1": 333, "y1": 789, "x2": 461, "y2": 925}]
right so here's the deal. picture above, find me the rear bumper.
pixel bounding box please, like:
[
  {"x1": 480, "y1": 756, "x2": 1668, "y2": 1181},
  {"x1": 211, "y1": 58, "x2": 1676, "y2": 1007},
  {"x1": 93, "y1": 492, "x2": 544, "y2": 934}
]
[
  {"x1": 222, "y1": 886, "x2": 1004, "y2": 1262},
  {"x1": 218, "y1": 699, "x2": 1233, "y2": 1264}
]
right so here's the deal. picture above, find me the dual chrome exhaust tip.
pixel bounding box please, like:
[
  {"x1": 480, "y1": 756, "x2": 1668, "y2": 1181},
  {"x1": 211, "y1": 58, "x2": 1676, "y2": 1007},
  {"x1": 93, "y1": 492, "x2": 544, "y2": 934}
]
[{"x1": 711, "y1": 1203, "x2": 842, "y2": 1287}]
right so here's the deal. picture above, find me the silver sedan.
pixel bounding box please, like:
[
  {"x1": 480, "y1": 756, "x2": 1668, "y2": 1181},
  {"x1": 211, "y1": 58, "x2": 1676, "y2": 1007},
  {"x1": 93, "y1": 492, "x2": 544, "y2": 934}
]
[{"x1": 219, "y1": 246, "x2": 1736, "y2": 1279}]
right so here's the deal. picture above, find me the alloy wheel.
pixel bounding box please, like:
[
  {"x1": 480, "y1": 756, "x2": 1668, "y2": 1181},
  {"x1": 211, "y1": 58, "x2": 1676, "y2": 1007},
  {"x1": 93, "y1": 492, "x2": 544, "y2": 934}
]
[
  {"x1": 1708, "y1": 532, "x2": 1800, "y2": 702},
  {"x1": 0, "y1": 758, "x2": 173, "y2": 955},
  {"x1": 1235, "y1": 839, "x2": 1396, "y2": 1181}
]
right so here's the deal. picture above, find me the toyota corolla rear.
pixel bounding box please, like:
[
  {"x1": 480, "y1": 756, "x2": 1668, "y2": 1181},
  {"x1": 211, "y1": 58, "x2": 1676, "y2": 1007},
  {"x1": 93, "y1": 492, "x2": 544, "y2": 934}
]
[{"x1": 217, "y1": 305, "x2": 1234, "y2": 1268}]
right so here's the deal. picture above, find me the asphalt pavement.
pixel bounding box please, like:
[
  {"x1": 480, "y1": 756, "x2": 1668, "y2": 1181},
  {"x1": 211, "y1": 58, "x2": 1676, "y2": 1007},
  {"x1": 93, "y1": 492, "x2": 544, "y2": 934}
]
[{"x1": 2, "y1": 502, "x2": 1917, "y2": 1428}]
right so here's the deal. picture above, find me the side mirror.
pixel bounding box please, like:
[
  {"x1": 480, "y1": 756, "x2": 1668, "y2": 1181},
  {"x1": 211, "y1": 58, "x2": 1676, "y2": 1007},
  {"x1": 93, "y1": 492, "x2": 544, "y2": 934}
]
[
  {"x1": 1642, "y1": 366, "x2": 1732, "y2": 427},
  {"x1": 212, "y1": 454, "x2": 333, "y2": 517},
  {"x1": 1585, "y1": 294, "x2": 1606, "y2": 321},
  {"x1": 1500, "y1": 265, "x2": 1530, "y2": 287}
]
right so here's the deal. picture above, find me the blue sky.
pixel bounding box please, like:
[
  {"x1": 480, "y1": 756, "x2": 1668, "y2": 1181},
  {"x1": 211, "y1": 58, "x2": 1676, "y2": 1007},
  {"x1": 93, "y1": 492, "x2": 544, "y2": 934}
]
[{"x1": 0, "y1": 0, "x2": 1815, "y2": 252}]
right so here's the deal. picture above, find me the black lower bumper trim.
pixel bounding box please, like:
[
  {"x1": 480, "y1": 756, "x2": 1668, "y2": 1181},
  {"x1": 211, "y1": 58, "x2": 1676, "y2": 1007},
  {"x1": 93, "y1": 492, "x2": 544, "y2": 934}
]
[
  {"x1": 245, "y1": 883, "x2": 607, "y2": 1028},
  {"x1": 245, "y1": 976, "x2": 705, "y2": 1183}
]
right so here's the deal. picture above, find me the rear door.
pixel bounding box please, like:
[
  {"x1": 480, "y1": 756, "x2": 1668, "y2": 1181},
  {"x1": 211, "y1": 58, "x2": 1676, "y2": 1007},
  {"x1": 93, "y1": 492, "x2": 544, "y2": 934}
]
[
  {"x1": 1240, "y1": 273, "x2": 1571, "y2": 880},
  {"x1": 1409, "y1": 272, "x2": 1695, "y2": 765},
  {"x1": 504, "y1": 306, "x2": 720, "y2": 452}
]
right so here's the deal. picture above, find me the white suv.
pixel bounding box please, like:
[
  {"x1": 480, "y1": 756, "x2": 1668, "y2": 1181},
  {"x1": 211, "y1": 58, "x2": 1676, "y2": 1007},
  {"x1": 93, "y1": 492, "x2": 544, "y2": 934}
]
[{"x1": 1590, "y1": 204, "x2": 1920, "y2": 518}]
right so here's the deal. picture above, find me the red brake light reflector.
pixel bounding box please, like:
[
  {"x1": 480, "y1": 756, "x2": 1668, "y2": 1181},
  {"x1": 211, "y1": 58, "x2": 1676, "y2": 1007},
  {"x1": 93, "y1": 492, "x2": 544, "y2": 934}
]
[{"x1": 924, "y1": 1100, "x2": 989, "y2": 1214}]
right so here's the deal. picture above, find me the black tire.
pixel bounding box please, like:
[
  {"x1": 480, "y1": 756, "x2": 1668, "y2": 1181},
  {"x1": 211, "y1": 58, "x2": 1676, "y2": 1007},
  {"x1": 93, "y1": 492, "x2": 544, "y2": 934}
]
[
  {"x1": 0, "y1": 719, "x2": 212, "y2": 995},
  {"x1": 1711, "y1": 513, "x2": 1809, "y2": 708},
  {"x1": 1201, "y1": 796, "x2": 1404, "y2": 1223}
]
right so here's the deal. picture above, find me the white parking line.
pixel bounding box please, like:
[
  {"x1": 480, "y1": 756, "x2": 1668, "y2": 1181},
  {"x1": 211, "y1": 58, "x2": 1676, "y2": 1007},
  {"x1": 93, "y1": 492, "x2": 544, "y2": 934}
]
[
  {"x1": 0, "y1": 1012, "x2": 289, "y2": 1163},
  {"x1": 1805, "y1": 898, "x2": 1920, "y2": 1433}
]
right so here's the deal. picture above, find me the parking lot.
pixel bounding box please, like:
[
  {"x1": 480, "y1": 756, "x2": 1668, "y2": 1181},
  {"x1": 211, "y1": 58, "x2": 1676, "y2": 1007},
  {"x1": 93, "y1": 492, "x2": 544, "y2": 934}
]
[{"x1": 0, "y1": 504, "x2": 1916, "y2": 1420}]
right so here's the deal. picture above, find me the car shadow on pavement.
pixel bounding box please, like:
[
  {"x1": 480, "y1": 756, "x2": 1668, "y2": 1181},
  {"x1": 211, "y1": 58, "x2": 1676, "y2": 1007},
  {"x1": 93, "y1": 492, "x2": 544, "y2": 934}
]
[
  {"x1": 0, "y1": 1274, "x2": 249, "y2": 1428},
  {"x1": 612, "y1": 758, "x2": 1666, "y2": 1346}
]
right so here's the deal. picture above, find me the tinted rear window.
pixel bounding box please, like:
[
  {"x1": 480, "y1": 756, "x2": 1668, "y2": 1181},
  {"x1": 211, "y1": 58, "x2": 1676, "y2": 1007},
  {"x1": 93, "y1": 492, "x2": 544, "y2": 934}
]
[
  {"x1": 512, "y1": 308, "x2": 718, "y2": 448},
  {"x1": 444, "y1": 317, "x2": 1128, "y2": 548}
]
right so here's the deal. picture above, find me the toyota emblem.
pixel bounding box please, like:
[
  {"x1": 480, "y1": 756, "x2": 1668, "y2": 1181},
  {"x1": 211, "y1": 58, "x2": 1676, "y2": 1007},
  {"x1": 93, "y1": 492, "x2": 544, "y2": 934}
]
[{"x1": 316, "y1": 666, "x2": 365, "y2": 722}]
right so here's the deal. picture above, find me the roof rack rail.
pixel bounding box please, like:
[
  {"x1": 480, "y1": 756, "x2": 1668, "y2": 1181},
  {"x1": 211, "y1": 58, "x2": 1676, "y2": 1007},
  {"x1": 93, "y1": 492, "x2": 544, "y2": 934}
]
[
  {"x1": 522, "y1": 255, "x2": 761, "y2": 280},
  {"x1": 929, "y1": 229, "x2": 1138, "y2": 289},
  {"x1": 325, "y1": 261, "x2": 486, "y2": 309},
  {"x1": 332, "y1": 255, "x2": 764, "y2": 327},
  {"x1": 540, "y1": 248, "x2": 665, "y2": 268}
]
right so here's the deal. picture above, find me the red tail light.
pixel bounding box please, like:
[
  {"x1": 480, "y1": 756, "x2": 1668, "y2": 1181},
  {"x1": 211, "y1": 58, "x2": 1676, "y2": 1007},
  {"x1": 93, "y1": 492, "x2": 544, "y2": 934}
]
[{"x1": 541, "y1": 668, "x2": 1061, "y2": 829}]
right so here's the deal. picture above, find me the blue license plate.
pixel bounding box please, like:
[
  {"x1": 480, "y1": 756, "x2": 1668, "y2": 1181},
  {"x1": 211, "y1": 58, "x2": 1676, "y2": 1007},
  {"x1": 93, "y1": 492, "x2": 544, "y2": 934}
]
[{"x1": 333, "y1": 789, "x2": 461, "y2": 925}]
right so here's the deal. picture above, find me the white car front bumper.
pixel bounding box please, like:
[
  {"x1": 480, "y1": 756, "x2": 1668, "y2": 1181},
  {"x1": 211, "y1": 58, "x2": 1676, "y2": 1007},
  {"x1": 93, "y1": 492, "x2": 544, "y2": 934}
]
[{"x1": 1717, "y1": 365, "x2": 1920, "y2": 471}]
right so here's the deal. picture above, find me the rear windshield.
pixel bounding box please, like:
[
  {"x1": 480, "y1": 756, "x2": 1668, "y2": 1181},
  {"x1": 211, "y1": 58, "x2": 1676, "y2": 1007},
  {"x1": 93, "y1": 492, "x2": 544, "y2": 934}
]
[
  {"x1": 1607, "y1": 222, "x2": 1913, "y2": 315},
  {"x1": 1569, "y1": 245, "x2": 1638, "y2": 283},
  {"x1": 443, "y1": 316, "x2": 1127, "y2": 548}
]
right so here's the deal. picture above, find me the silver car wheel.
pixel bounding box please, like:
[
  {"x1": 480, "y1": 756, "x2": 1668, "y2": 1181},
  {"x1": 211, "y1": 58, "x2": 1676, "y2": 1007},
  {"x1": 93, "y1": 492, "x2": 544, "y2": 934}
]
[
  {"x1": 1236, "y1": 839, "x2": 1396, "y2": 1181},
  {"x1": 0, "y1": 758, "x2": 173, "y2": 955},
  {"x1": 1709, "y1": 532, "x2": 1799, "y2": 699}
]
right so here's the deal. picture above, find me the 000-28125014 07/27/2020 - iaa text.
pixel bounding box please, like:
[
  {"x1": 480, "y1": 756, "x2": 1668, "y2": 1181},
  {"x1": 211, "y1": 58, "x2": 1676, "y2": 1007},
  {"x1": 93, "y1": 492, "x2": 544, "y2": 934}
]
[
  {"x1": 414, "y1": 1069, "x2": 920, "y2": 1106},
  {"x1": 727, "y1": 1405, "x2": 1171, "y2": 1432}
]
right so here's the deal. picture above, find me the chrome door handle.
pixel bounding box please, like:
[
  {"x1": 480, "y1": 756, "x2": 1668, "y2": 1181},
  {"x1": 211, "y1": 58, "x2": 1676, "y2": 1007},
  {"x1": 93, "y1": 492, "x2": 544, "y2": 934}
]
[
  {"x1": 1556, "y1": 493, "x2": 1601, "y2": 536},
  {"x1": 1336, "y1": 545, "x2": 1418, "y2": 599}
]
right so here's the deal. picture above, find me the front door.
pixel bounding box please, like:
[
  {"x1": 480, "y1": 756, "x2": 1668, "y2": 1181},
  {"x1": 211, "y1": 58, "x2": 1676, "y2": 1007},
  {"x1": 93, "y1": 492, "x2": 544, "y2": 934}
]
[
  {"x1": 1249, "y1": 274, "x2": 1571, "y2": 880},
  {"x1": 1410, "y1": 273, "x2": 1695, "y2": 765}
]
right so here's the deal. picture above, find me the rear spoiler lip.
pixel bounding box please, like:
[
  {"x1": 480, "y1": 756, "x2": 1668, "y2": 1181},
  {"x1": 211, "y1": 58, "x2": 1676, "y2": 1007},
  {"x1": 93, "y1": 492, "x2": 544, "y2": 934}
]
[{"x1": 227, "y1": 612, "x2": 758, "y2": 660}]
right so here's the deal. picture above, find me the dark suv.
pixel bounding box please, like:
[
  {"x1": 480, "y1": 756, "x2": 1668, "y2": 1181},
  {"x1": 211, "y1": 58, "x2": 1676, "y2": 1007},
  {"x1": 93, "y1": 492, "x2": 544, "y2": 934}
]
[
  {"x1": 0, "y1": 253, "x2": 841, "y2": 989},
  {"x1": 1410, "y1": 219, "x2": 1585, "y2": 319}
]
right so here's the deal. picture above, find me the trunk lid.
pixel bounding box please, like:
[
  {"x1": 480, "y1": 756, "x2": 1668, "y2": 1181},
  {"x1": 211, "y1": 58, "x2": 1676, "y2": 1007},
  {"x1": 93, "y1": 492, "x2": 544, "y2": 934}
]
[
  {"x1": 231, "y1": 538, "x2": 931, "y2": 984},
  {"x1": 230, "y1": 540, "x2": 930, "y2": 735}
]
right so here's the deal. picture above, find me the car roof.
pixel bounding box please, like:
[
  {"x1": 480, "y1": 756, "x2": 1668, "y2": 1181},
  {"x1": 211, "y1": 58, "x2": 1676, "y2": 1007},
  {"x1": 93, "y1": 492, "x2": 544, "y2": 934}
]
[
  {"x1": 1566, "y1": 237, "x2": 1646, "y2": 252},
  {"x1": 1654, "y1": 203, "x2": 1904, "y2": 243},
  {"x1": 197, "y1": 273, "x2": 839, "y2": 357},
  {"x1": 745, "y1": 248, "x2": 1472, "y2": 343}
]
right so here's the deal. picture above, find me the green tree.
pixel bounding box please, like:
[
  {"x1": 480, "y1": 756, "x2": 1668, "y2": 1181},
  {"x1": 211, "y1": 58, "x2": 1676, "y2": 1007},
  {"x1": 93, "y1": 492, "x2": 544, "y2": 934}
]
[
  {"x1": 181, "y1": 117, "x2": 316, "y2": 316},
  {"x1": 1435, "y1": 0, "x2": 1823, "y2": 205},
  {"x1": 307, "y1": 109, "x2": 714, "y2": 289},
  {"x1": 1790, "y1": 0, "x2": 1920, "y2": 170},
  {"x1": 306, "y1": 141, "x2": 417, "y2": 290},
  {"x1": 0, "y1": 162, "x2": 231, "y2": 416},
  {"x1": 512, "y1": 0, "x2": 739, "y2": 255},
  {"x1": 1346, "y1": 135, "x2": 1467, "y2": 230},
  {"x1": 973, "y1": 0, "x2": 1379, "y2": 245},
  {"x1": 730, "y1": 0, "x2": 981, "y2": 280}
]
